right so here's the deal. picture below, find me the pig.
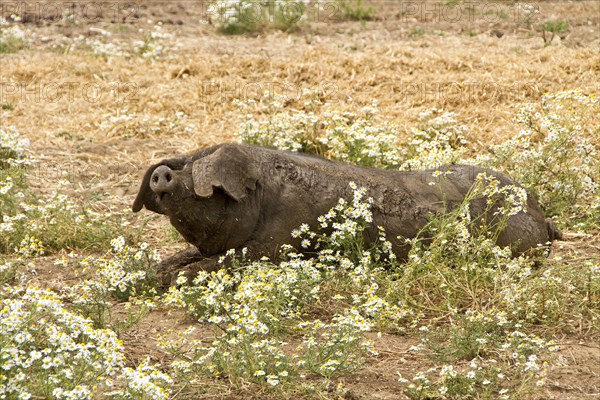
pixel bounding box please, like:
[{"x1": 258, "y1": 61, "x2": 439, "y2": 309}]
[{"x1": 132, "y1": 143, "x2": 561, "y2": 285}]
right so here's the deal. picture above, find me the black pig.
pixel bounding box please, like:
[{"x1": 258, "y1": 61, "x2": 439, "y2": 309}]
[{"x1": 133, "y1": 143, "x2": 561, "y2": 285}]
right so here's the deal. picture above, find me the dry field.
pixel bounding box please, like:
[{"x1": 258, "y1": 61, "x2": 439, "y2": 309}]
[{"x1": 1, "y1": 0, "x2": 599, "y2": 399}]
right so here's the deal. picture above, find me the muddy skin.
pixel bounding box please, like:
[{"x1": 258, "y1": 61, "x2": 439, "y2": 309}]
[{"x1": 133, "y1": 143, "x2": 561, "y2": 286}]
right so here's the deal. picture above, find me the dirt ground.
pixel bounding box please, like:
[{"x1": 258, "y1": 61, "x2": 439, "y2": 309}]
[{"x1": 2, "y1": 0, "x2": 599, "y2": 398}]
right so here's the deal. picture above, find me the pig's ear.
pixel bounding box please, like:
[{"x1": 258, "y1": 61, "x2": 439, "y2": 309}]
[{"x1": 192, "y1": 144, "x2": 259, "y2": 202}]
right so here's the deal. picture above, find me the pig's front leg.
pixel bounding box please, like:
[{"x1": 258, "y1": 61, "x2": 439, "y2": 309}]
[
  {"x1": 156, "y1": 241, "x2": 283, "y2": 287},
  {"x1": 155, "y1": 247, "x2": 217, "y2": 287}
]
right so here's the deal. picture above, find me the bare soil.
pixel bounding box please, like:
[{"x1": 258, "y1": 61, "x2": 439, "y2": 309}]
[{"x1": 2, "y1": 1, "x2": 599, "y2": 398}]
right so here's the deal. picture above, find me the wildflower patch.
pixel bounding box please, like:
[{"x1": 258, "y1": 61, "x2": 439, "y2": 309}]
[{"x1": 0, "y1": 286, "x2": 172, "y2": 399}]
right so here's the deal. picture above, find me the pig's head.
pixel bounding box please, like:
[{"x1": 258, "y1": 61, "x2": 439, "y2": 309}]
[{"x1": 132, "y1": 144, "x2": 261, "y2": 254}]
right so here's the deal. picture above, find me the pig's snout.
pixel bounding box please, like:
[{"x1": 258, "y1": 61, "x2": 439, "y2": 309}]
[{"x1": 150, "y1": 165, "x2": 177, "y2": 197}]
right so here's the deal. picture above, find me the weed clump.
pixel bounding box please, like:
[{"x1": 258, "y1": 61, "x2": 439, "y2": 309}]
[
  {"x1": 0, "y1": 24, "x2": 29, "y2": 53},
  {"x1": 481, "y1": 90, "x2": 599, "y2": 230},
  {"x1": 237, "y1": 96, "x2": 403, "y2": 168},
  {"x1": 0, "y1": 286, "x2": 172, "y2": 399},
  {"x1": 64, "y1": 236, "x2": 162, "y2": 329},
  {"x1": 1, "y1": 127, "x2": 138, "y2": 255}
]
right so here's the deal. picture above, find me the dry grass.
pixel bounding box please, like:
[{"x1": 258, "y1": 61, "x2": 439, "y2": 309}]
[{"x1": 6, "y1": 41, "x2": 598, "y2": 200}]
